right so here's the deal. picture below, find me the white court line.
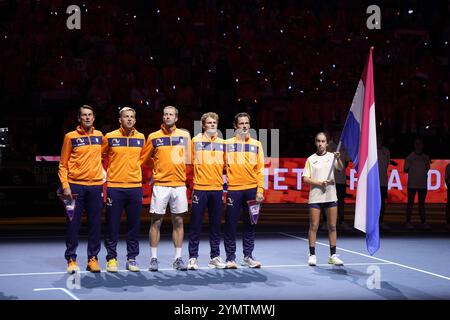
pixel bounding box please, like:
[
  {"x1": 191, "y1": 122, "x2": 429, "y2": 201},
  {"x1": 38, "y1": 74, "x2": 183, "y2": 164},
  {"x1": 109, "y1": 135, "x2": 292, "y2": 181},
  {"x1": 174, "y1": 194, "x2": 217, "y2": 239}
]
[
  {"x1": 262, "y1": 262, "x2": 390, "y2": 268},
  {"x1": 33, "y1": 288, "x2": 80, "y2": 300},
  {"x1": 0, "y1": 271, "x2": 68, "y2": 277},
  {"x1": 0, "y1": 262, "x2": 390, "y2": 277},
  {"x1": 280, "y1": 232, "x2": 450, "y2": 281}
]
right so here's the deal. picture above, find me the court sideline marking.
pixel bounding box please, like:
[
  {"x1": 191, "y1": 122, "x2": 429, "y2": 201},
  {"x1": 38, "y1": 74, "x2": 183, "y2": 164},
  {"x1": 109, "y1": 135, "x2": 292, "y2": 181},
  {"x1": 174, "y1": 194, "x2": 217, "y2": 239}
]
[
  {"x1": 279, "y1": 232, "x2": 450, "y2": 281},
  {"x1": 33, "y1": 288, "x2": 80, "y2": 300}
]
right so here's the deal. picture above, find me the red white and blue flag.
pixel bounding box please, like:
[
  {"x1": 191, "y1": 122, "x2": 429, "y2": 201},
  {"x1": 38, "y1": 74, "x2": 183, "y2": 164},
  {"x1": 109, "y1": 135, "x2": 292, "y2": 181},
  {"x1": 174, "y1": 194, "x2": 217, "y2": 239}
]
[{"x1": 340, "y1": 47, "x2": 381, "y2": 255}]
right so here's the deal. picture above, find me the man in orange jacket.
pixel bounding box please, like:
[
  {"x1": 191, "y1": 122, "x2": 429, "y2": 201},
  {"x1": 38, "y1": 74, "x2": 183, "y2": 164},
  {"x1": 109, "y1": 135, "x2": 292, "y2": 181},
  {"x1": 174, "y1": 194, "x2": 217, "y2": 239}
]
[
  {"x1": 58, "y1": 105, "x2": 104, "y2": 274},
  {"x1": 102, "y1": 107, "x2": 145, "y2": 273},
  {"x1": 224, "y1": 112, "x2": 265, "y2": 269},
  {"x1": 141, "y1": 105, "x2": 191, "y2": 271},
  {"x1": 187, "y1": 112, "x2": 227, "y2": 270}
]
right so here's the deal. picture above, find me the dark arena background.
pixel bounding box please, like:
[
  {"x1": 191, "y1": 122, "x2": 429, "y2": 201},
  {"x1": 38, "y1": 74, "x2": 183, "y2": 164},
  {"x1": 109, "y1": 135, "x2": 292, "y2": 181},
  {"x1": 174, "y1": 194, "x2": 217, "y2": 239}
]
[{"x1": 0, "y1": 0, "x2": 449, "y2": 314}]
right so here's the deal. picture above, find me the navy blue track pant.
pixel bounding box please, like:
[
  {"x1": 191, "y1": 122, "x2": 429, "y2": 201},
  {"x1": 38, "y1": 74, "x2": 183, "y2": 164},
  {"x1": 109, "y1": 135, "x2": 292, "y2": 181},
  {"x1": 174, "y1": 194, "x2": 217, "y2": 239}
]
[
  {"x1": 104, "y1": 187, "x2": 142, "y2": 260},
  {"x1": 224, "y1": 188, "x2": 257, "y2": 262},
  {"x1": 65, "y1": 183, "x2": 103, "y2": 261},
  {"x1": 188, "y1": 190, "x2": 223, "y2": 259}
]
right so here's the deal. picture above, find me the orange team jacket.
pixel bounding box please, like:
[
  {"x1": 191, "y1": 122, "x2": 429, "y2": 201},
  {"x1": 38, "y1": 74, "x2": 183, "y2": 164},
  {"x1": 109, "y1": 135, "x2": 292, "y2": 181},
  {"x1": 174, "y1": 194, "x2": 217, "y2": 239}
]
[
  {"x1": 140, "y1": 125, "x2": 191, "y2": 187},
  {"x1": 191, "y1": 133, "x2": 226, "y2": 191},
  {"x1": 102, "y1": 127, "x2": 146, "y2": 188},
  {"x1": 225, "y1": 136, "x2": 265, "y2": 193},
  {"x1": 58, "y1": 126, "x2": 104, "y2": 190}
]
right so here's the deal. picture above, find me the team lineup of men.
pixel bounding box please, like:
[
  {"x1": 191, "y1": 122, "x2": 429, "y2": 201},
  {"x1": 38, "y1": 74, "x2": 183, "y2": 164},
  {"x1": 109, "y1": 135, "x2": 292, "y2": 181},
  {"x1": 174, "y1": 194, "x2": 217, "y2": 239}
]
[
  {"x1": 58, "y1": 105, "x2": 268, "y2": 273},
  {"x1": 59, "y1": 104, "x2": 347, "y2": 274}
]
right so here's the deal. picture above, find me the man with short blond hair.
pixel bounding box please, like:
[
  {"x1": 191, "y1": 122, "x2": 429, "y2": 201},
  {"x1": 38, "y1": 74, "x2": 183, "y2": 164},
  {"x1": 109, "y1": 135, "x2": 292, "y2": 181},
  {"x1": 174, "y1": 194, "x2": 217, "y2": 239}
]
[
  {"x1": 141, "y1": 105, "x2": 191, "y2": 271},
  {"x1": 187, "y1": 112, "x2": 227, "y2": 270},
  {"x1": 102, "y1": 107, "x2": 146, "y2": 272}
]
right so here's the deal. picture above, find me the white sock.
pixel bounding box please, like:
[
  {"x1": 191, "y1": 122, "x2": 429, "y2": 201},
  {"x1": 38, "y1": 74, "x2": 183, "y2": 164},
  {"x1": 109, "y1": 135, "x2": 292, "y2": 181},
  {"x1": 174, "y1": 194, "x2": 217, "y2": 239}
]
[
  {"x1": 175, "y1": 247, "x2": 182, "y2": 259},
  {"x1": 151, "y1": 247, "x2": 157, "y2": 259}
]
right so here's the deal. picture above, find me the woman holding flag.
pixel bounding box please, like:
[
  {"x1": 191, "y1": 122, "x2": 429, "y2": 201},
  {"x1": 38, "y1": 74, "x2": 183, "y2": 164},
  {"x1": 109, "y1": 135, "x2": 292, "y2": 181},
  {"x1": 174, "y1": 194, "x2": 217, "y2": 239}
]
[{"x1": 302, "y1": 132, "x2": 344, "y2": 266}]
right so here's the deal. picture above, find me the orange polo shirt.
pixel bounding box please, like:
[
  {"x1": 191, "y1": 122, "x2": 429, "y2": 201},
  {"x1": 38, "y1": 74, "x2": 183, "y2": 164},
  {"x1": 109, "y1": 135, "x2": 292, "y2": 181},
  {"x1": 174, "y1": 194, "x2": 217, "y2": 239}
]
[
  {"x1": 102, "y1": 127, "x2": 146, "y2": 188},
  {"x1": 58, "y1": 126, "x2": 104, "y2": 189},
  {"x1": 140, "y1": 124, "x2": 191, "y2": 187},
  {"x1": 225, "y1": 136, "x2": 265, "y2": 193},
  {"x1": 191, "y1": 133, "x2": 226, "y2": 191}
]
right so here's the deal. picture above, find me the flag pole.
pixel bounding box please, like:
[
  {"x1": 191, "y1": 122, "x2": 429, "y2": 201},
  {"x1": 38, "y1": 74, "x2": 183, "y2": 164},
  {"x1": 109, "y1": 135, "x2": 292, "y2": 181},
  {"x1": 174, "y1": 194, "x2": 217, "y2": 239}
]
[{"x1": 325, "y1": 141, "x2": 341, "y2": 181}]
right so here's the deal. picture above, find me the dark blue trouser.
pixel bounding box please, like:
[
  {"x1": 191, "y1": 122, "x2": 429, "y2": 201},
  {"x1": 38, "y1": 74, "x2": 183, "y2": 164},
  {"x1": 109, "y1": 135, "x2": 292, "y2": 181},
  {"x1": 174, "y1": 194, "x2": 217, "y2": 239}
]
[
  {"x1": 188, "y1": 190, "x2": 223, "y2": 259},
  {"x1": 104, "y1": 187, "x2": 142, "y2": 260},
  {"x1": 406, "y1": 188, "x2": 427, "y2": 223},
  {"x1": 65, "y1": 183, "x2": 104, "y2": 261},
  {"x1": 224, "y1": 188, "x2": 257, "y2": 262}
]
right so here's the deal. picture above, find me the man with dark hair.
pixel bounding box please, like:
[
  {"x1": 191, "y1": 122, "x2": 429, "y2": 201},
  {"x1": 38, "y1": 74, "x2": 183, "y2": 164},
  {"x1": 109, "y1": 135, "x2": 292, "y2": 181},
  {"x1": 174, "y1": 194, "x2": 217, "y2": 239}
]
[
  {"x1": 224, "y1": 112, "x2": 265, "y2": 268},
  {"x1": 404, "y1": 138, "x2": 431, "y2": 230},
  {"x1": 58, "y1": 105, "x2": 104, "y2": 273},
  {"x1": 327, "y1": 130, "x2": 351, "y2": 231}
]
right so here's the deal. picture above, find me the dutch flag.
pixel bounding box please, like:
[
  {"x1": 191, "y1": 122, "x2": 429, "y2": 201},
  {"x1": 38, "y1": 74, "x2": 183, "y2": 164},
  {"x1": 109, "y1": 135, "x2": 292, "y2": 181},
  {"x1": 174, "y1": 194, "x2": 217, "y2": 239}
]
[{"x1": 340, "y1": 47, "x2": 381, "y2": 255}]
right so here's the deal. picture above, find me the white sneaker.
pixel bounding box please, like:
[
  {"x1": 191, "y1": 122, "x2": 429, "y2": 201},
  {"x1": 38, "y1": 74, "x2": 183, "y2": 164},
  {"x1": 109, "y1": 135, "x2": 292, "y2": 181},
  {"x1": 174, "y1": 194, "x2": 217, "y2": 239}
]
[
  {"x1": 208, "y1": 256, "x2": 227, "y2": 269},
  {"x1": 307, "y1": 254, "x2": 317, "y2": 266},
  {"x1": 241, "y1": 256, "x2": 261, "y2": 268},
  {"x1": 187, "y1": 257, "x2": 198, "y2": 270},
  {"x1": 328, "y1": 254, "x2": 344, "y2": 266}
]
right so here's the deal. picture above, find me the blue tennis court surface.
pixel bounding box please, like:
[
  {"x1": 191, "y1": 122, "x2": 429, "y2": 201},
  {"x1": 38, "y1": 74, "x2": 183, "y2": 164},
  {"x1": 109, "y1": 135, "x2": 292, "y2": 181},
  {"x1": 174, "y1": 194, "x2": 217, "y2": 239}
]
[{"x1": 1, "y1": 231, "x2": 450, "y2": 300}]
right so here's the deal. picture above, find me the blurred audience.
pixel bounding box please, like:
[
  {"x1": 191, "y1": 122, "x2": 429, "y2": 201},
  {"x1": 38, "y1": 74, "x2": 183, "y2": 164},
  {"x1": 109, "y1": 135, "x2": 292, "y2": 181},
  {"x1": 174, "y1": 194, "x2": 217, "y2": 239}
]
[{"x1": 0, "y1": 0, "x2": 448, "y2": 161}]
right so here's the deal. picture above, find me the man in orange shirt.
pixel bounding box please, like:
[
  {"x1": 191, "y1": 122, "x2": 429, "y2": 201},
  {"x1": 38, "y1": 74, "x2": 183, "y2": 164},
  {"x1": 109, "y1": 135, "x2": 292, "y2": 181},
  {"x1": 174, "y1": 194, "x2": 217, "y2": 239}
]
[
  {"x1": 102, "y1": 107, "x2": 145, "y2": 273},
  {"x1": 187, "y1": 112, "x2": 227, "y2": 270},
  {"x1": 58, "y1": 105, "x2": 104, "y2": 274},
  {"x1": 141, "y1": 106, "x2": 190, "y2": 271},
  {"x1": 224, "y1": 112, "x2": 265, "y2": 269}
]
